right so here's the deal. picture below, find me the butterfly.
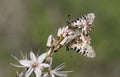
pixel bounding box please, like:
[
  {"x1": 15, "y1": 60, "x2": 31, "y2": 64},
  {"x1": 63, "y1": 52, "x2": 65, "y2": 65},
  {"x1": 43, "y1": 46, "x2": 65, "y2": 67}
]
[
  {"x1": 68, "y1": 13, "x2": 95, "y2": 36},
  {"x1": 65, "y1": 13, "x2": 96, "y2": 58}
]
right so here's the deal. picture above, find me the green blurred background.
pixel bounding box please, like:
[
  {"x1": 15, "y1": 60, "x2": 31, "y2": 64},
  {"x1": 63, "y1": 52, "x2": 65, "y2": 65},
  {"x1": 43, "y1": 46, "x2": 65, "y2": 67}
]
[{"x1": 0, "y1": 0, "x2": 120, "y2": 77}]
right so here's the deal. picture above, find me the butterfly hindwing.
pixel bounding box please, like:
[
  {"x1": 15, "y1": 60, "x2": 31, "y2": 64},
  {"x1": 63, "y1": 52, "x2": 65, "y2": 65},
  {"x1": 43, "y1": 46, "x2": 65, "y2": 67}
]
[{"x1": 66, "y1": 41, "x2": 95, "y2": 58}]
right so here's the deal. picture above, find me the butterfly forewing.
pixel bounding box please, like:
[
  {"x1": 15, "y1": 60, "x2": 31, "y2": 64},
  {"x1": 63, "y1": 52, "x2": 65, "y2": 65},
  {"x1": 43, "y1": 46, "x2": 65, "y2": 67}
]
[{"x1": 69, "y1": 13, "x2": 95, "y2": 36}]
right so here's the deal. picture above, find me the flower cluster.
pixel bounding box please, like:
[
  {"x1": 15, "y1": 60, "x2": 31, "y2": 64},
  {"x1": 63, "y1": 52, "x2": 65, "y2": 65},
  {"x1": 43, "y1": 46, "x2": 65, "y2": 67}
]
[
  {"x1": 11, "y1": 13, "x2": 96, "y2": 77},
  {"x1": 11, "y1": 51, "x2": 72, "y2": 77},
  {"x1": 46, "y1": 13, "x2": 96, "y2": 58}
]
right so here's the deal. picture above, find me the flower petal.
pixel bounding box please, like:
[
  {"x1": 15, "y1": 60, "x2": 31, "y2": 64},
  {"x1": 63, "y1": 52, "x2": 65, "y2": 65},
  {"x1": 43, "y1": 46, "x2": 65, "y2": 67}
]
[
  {"x1": 39, "y1": 63, "x2": 50, "y2": 70},
  {"x1": 51, "y1": 73, "x2": 55, "y2": 77},
  {"x1": 46, "y1": 35, "x2": 56, "y2": 48},
  {"x1": 25, "y1": 67, "x2": 34, "y2": 77},
  {"x1": 64, "y1": 26, "x2": 69, "y2": 31},
  {"x1": 34, "y1": 67, "x2": 42, "y2": 77},
  {"x1": 38, "y1": 52, "x2": 47, "y2": 63},
  {"x1": 57, "y1": 71, "x2": 73, "y2": 74},
  {"x1": 60, "y1": 36, "x2": 68, "y2": 45},
  {"x1": 61, "y1": 27, "x2": 65, "y2": 33},
  {"x1": 30, "y1": 51, "x2": 37, "y2": 62},
  {"x1": 43, "y1": 73, "x2": 55, "y2": 77},
  {"x1": 43, "y1": 73, "x2": 49, "y2": 77},
  {"x1": 10, "y1": 63, "x2": 24, "y2": 68},
  {"x1": 54, "y1": 63, "x2": 65, "y2": 71},
  {"x1": 52, "y1": 71, "x2": 68, "y2": 77},
  {"x1": 55, "y1": 73, "x2": 68, "y2": 77},
  {"x1": 41, "y1": 63, "x2": 50, "y2": 68},
  {"x1": 47, "y1": 48, "x2": 52, "y2": 56},
  {"x1": 46, "y1": 35, "x2": 52, "y2": 47},
  {"x1": 11, "y1": 55, "x2": 19, "y2": 61},
  {"x1": 19, "y1": 60, "x2": 32, "y2": 67}
]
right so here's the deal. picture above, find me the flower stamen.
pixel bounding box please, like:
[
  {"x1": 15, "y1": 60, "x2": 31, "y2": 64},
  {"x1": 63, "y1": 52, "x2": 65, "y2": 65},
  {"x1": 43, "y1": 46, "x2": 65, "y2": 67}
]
[{"x1": 32, "y1": 62, "x2": 39, "y2": 68}]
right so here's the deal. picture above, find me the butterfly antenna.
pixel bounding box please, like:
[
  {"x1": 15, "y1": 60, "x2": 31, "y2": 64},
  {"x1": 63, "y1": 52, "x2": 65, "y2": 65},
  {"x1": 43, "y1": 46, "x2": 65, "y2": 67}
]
[
  {"x1": 66, "y1": 14, "x2": 71, "y2": 25},
  {"x1": 68, "y1": 14, "x2": 71, "y2": 21}
]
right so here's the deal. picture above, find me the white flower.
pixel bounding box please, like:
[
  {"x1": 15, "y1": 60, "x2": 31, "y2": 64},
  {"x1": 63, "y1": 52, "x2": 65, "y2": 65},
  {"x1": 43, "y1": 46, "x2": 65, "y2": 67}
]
[
  {"x1": 57, "y1": 26, "x2": 69, "y2": 38},
  {"x1": 87, "y1": 13, "x2": 95, "y2": 25},
  {"x1": 60, "y1": 36, "x2": 68, "y2": 45},
  {"x1": 11, "y1": 51, "x2": 49, "y2": 77},
  {"x1": 46, "y1": 34, "x2": 56, "y2": 48},
  {"x1": 43, "y1": 63, "x2": 73, "y2": 77},
  {"x1": 16, "y1": 69, "x2": 27, "y2": 77},
  {"x1": 57, "y1": 28, "x2": 62, "y2": 37}
]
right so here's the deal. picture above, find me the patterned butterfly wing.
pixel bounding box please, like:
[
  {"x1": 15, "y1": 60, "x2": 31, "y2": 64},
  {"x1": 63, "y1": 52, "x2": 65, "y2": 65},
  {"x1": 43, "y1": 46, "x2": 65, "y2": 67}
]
[
  {"x1": 69, "y1": 13, "x2": 95, "y2": 36},
  {"x1": 66, "y1": 35, "x2": 96, "y2": 58}
]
